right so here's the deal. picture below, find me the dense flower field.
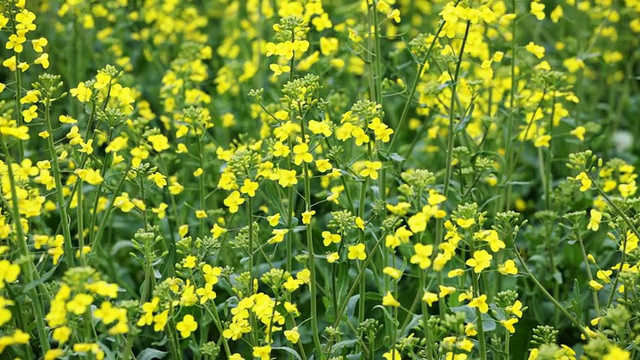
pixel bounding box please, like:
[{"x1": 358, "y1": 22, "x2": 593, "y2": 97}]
[{"x1": 0, "y1": 0, "x2": 639, "y2": 359}]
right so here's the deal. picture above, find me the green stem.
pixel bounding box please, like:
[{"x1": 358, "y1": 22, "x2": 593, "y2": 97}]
[
  {"x1": 585, "y1": 174, "x2": 638, "y2": 309},
  {"x1": 303, "y1": 161, "x2": 322, "y2": 358},
  {"x1": 501, "y1": 0, "x2": 518, "y2": 212},
  {"x1": 513, "y1": 243, "x2": 591, "y2": 339},
  {"x1": 468, "y1": 233, "x2": 487, "y2": 360},
  {"x1": 357, "y1": 177, "x2": 369, "y2": 326},
  {"x1": 0, "y1": 139, "x2": 50, "y2": 353},
  {"x1": 434, "y1": 21, "x2": 471, "y2": 274},
  {"x1": 387, "y1": 1, "x2": 456, "y2": 151},
  {"x1": 204, "y1": 302, "x2": 232, "y2": 358},
  {"x1": 419, "y1": 271, "x2": 434, "y2": 360},
  {"x1": 44, "y1": 101, "x2": 75, "y2": 267},
  {"x1": 575, "y1": 229, "x2": 600, "y2": 317},
  {"x1": 197, "y1": 135, "x2": 206, "y2": 240},
  {"x1": 77, "y1": 179, "x2": 86, "y2": 266},
  {"x1": 248, "y1": 197, "x2": 254, "y2": 294},
  {"x1": 89, "y1": 126, "x2": 115, "y2": 246},
  {"x1": 298, "y1": 102, "x2": 322, "y2": 358}
]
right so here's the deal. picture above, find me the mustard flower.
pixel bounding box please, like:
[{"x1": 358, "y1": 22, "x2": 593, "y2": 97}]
[
  {"x1": 466, "y1": 250, "x2": 493, "y2": 273},
  {"x1": 176, "y1": 314, "x2": 198, "y2": 338},
  {"x1": 530, "y1": 2, "x2": 545, "y2": 20},
  {"x1": 498, "y1": 260, "x2": 518, "y2": 275},
  {"x1": 224, "y1": 191, "x2": 245, "y2": 213},
  {"x1": 383, "y1": 349, "x2": 402, "y2": 360},
  {"x1": 301, "y1": 210, "x2": 315, "y2": 224},
  {"x1": 410, "y1": 243, "x2": 434, "y2": 269},
  {"x1": 240, "y1": 179, "x2": 259, "y2": 197},
  {"x1": 253, "y1": 345, "x2": 271, "y2": 360},
  {"x1": 468, "y1": 294, "x2": 489, "y2": 313},
  {"x1": 322, "y1": 231, "x2": 341, "y2": 246},
  {"x1": 587, "y1": 209, "x2": 602, "y2": 231},
  {"x1": 382, "y1": 292, "x2": 401, "y2": 307},
  {"x1": 284, "y1": 327, "x2": 300, "y2": 343},
  {"x1": 422, "y1": 292, "x2": 439, "y2": 306},
  {"x1": 348, "y1": 243, "x2": 367, "y2": 260},
  {"x1": 359, "y1": 161, "x2": 382, "y2": 180}
]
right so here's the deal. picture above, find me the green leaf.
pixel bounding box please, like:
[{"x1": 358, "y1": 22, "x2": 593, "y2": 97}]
[
  {"x1": 137, "y1": 348, "x2": 168, "y2": 360},
  {"x1": 272, "y1": 346, "x2": 303, "y2": 360},
  {"x1": 24, "y1": 265, "x2": 57, "y2": 293},
  {"x1": 346, "y1": 294, "x2": 360, "y2": 318}
]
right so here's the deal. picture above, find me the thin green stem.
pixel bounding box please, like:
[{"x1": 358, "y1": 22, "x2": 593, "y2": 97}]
[
  {"x1": 585, "y1": 174, "x2": 638, "y2": 309},
  {"x1": 197, "y1": 135, "x2": 206, "y2": 240},
  {"x1": 0, "y1": 139, "x2": 50, "y2": 353},
  {"x1": 248, "y1": 197, "x2": 254, "y2": 294},
  {"x1": 204, "y1": 302, "x2": 232, "y2": 358},
  {"x1": 468, "y1": 233, "x2": 487, "y2": 360},
  {"x1": 575, "y1": 229, "x2": 600, "y2": 317},
  {"x1": 500, "y1": 0, "x2": 518, "y2": 211},
  {"x1": 44, "y1": 101, "x2": 75, "y2": 267},
  {"x1": 513, "y1": 243, "x2": 591, "y2": 339}
]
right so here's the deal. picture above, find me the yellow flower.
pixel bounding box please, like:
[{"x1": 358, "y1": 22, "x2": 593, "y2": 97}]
[
  {"x1": 439, "y1": 285, "x2": 456, "y2": 298},
  {"x1": 224, "y1": 191, "x2": 245, "y2": 213},
  {"x1": 501, "y1": 318, "x2": 518, "y2": 333},
  {"x1": 525, "y1": 42, "x2": 545, "y2": 59},
  {"x1": 31, "y1": 37, "x2": 47, "y2": 52},
  {"x1": 597, "y1": 269, "x2": 612, "y2": 283},
  {"x1": 22, "y1": 105, "x2": 38, "y2": 123},
  {"x1": 468, "y1": 294, "x2": 489, "y2": 313},
  {"x1": 147, "y1": 172, "x2": 167, "y2": 188},
  {"x1": 382, "y1": 292, "x2": 401, "y2": 307},
  {"x1": 456, "y1": 217, "x2": 475, "y2": 229},
  {"x1": 506, "y1": 300, "x2": 524, "y2": 318},
  {"x1": 153, "y1": 310, "x2": 169, "y2": 332},
  {"x1": 534, "y1": 135, "x2": 551, "y2": 148},
  {"x1": 315, "y1": 159, "x2": 332, "y2": 172},
  {"x1": 34, "y1": 53, "x2": 49, "y2": 68},
  {"x1": 267, "y1": 229, "x2": 288, "y2": 244},
  {"x1": 589, "y1": 280, "x2": 604, "y2": 291},
  {"x1": 301, "y1": 210, "x2": 315, "y2": 224},
  {"x1": 240, "y1": 179, "x2": 259, "y2": 197},
  {"x1": 322, "y1": 231, "x2": 341, "y2": 246},
  {"x1": 52, "y1": 326, "x2": 72, "y2": 344},
  {"x1": 498, "y1": 260, "x2": 518, "y2": 275},
  {"x1": 587, "y1": 209, "x2": 602, "y2": 231},
  {"x1": 284, "y1": 327, "x2": 300, "y2": 343},
  {"x1": 465, "y1": 322, "x2": 477, "y2": 336},
  {"x1": 422, "y1": 292, "x2": 439, "y2": 306},
  {"x1": 183, "y1": 255, "x2": 197, "y2": 269},
  {"x1": 147, "y1": 134, "x2": 170, "y2": 152},
  {"x1": 530, "y1": 2, "x2": 545, "y2": 20},
  {"x1": 293, "y1": 143, "x2": 313, "y2": 165},
  {"x1": 570, "y1": 126, "x2": 586, "y2": 141},
  {"x1": 277, "y1": 169, "x2": 298, "y2": 187},
  {"x1": 383, "y1": 267, "x2": 402, "y2": 280},
  {"x1": 252, "y1": 345, "x2": 271, "y2": 360},
  {"x1": 196, "y1": 283, "x2": 217, "y2": 304},
  {"x1": 70, "y1": 82, "x2": 92, "y2": 102},
  {"x1": 575, "y1": 172, "x2": 592, "y2": 192},
  {"x1": 383, "y1": 349, "x2": 402, "y2": 360},
  {"x1": 410, "y1": 244, "x2": 433, "y2": 269},
  {"x1": 348, "y1": 243, "x2": 367, "y2": 260},
  {"x1": 604, "y1": 345, "x2": 631, "y2": 360},
  {"x1": 326, "y1": 252, "x2": 339, "y2": 263},
  {"x1": 466, "y1": 250, "x2": 493, "y2": 273},
  {"x1": 359, "y1": 161, "x2": 382, "y2": 180},
  {"x1": 176, "y1": 314, "x2": 198, "y2": 338},
  {"x1": 270, "y1": 63, "x2": 291, "y2": 76},
  {"x1": 550, "y1": 5, "x2": 563, "y2": 23}
]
